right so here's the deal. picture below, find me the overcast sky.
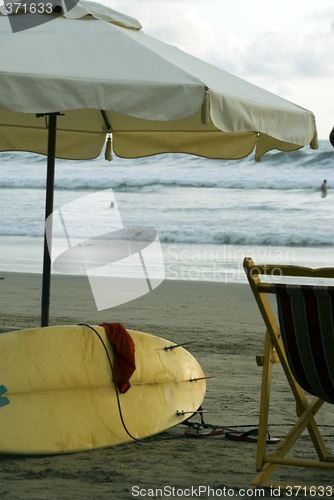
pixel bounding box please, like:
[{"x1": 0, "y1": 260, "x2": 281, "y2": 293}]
[{"x1": 104, "y1": 0, "x2": 333, "y2": 141}]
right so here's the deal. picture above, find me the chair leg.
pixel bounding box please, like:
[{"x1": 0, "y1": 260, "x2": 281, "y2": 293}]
[
  {"x1": 253, "y1": 326, "x2": 330, "y2": 489},
  {"x1": 306, "y1": 408, "x2": 331, "y2": 462},
  {"x1": 256, "y1": 330, "x2": 273, "y2": 471},
  {"x1": 268, "y1": 328, "x2": 330, "y2": 463},
  {"x1": 251, "y1": 398, "x2": 329, "y2": 489}
]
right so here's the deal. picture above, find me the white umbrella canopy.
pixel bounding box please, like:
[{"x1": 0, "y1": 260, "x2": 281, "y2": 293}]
[
  {"x1": 0, "y1": 0, "x2": 318, "y2": 161},
  {"x1": 0, "y1": 0, "x2": 319, "y2": 325}
]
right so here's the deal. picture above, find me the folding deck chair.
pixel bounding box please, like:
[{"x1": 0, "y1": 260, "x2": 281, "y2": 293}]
[{"x1": 243, "y1": 257, "x2": 334, "y2": 493}]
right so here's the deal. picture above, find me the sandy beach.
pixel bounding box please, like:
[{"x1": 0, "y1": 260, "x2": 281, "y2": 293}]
[{"x1": 0, "y1": 272, "x2": 333, "y2": 499}]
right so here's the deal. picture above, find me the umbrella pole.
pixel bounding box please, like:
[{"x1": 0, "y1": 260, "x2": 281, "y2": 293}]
[{"x1": 41, "y1": 113, "x2": 58, "y2": 327}]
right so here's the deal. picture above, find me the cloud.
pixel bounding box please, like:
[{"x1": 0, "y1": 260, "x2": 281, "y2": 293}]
[
  {"x1": 108, "y1": 0, "x2": 215, "y2": 58},
  {"x1": 210, "y1": 29, "x2": 334, "y2": 80},
  {"x1": 107, "y1": 0, "x2": 334, "y2": 81},
  {"x1": 307, "y1": 7, "x2": 334, "y2": 22}
]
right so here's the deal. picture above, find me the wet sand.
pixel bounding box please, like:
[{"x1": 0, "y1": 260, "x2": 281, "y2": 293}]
[{"x1": 0, "y1": 272, "x2": 333, "y2": 499}]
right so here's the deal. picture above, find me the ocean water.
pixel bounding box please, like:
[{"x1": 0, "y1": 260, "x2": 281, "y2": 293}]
[{"x1": 0, "y1": 140, "x2": 334, "y2": 284}]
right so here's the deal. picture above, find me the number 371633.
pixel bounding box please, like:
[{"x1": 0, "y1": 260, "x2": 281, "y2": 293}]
[{"x1": 5, "y1": 3, "x2": 53, "y2": 14}]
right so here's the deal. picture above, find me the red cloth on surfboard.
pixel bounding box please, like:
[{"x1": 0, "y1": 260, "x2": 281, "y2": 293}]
[{"x1": 100, "y1": 323, "x2": 136, "y2": 394}]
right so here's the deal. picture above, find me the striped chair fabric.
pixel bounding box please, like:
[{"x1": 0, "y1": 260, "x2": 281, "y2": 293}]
[{"x1": 273, "y1": 283, "x2": 334, "y2": 405}]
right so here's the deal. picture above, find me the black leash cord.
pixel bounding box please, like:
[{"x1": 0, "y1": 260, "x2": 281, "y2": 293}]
[{"x1": 78, "y1": 324, "x2": 139, "y2": 442}]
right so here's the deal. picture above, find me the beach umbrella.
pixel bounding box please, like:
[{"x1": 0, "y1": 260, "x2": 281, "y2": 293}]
[{"x1": 0, "y1": 0, "x2": 319, "y2": 326}]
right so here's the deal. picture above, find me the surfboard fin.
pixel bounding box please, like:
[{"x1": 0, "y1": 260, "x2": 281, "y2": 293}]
[
  {"x1": 164, "y1": 341, "x2": 196, "y2": 351},
  {"x1": 175, "y1": 410, "x2": 208, "y2": 416},
  {"x1": 189, "y1": 376, "x2": 216, "y2": 382}
]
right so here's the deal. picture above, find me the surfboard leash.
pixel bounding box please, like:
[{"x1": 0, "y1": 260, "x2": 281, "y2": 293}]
[{"x1": 78, "y1": 324, "x2": 140, "y2": 442}]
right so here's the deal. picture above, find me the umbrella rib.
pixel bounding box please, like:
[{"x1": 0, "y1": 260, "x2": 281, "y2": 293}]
[{"x1": 101, "y1": 110, "x2": 112, "y2": 132}]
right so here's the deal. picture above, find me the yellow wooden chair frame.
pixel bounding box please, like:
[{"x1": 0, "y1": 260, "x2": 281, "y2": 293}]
[{"x1": 243, "y1": 257, "x2": 334, "y2": 493}]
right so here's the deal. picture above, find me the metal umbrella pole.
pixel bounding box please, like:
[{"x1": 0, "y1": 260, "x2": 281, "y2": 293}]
[{"x1": 40, "y1": 112, "x2": 59, "y2": 327}]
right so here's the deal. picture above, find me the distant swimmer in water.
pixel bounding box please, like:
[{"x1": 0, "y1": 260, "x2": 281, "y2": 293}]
[{"x1": 321, "y1": 180, "x2": 327, "y2": 198}]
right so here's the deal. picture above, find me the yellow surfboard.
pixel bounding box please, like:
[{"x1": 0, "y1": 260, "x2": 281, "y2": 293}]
[{"x1": 0, "y1": 325, "x2": 206, "y2": 455}]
